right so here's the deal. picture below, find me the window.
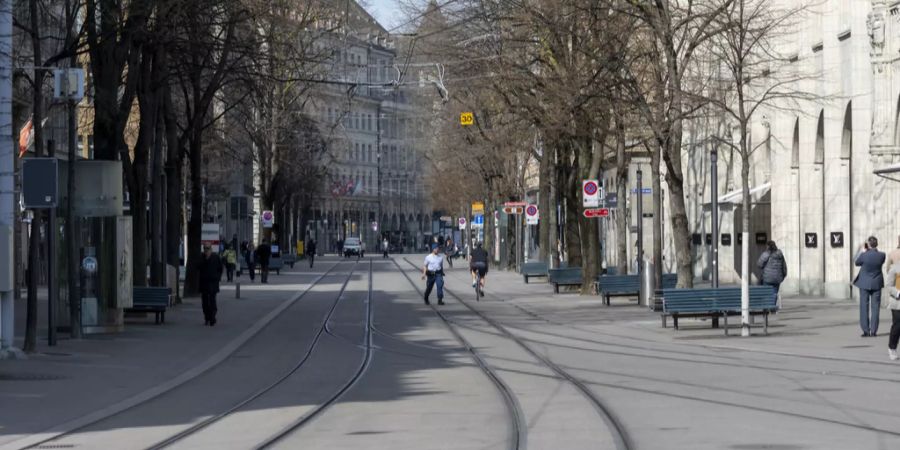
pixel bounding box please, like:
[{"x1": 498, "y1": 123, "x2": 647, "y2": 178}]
[{"x1": 367, "y1": 114, "x2": 372, "y2": 131}]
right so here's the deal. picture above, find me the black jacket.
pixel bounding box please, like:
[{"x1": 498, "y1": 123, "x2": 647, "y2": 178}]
[
  {"x1": 255, "y1": 244, "x2": 272, "y2": 265},
  {"x1": 757, "y1": 249, "x2": 787, "y2": 285},
  {"x1": 199, "y1": 253, "x2": 223, "y2": 294}
]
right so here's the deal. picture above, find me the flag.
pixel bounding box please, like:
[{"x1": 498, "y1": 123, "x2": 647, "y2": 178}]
[{"x1": 18, "y1": 117, "x2": 33, "y2": 158}]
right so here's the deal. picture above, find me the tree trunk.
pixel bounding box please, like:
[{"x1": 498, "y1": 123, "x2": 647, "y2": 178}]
[
  {"x1": 740, "y1": 127, "x2": 751, "y2": 336},
  {"x1": 563, "y1": 144, "x2": 581, "y2": 267},
  {"x1": 184, "y1": 137, "x2": 203, "y2": 296},
  {"x1": 579, "y1": 136, "x2": 601, "y2": 295},
  {"x1": 663, "y1": 121, "x2": 693, "y2": 288},
  {"x1": 163, "y1": 83, "x2": 183, "y2": 300},
  {"x1": 615, "y1": 118, "x2": 629, "y2": 274},
  {"x1": 538, "y1": 139, "x2": 551, "y2": 262},
  {"x1": 25, "y1": 0, "x2": 45, "y2": 353},
  {"x1": 549, "y1": 148, "x2": 560, "y2": 268}
]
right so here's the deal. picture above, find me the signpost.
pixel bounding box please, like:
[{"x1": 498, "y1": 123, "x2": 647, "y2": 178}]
[
  {"x1": 525, "y1": 204, "x2": 539, "y2": 225},
  {"x1": 458, "y1": 217, "x2": 467, "y2": 229},
  {"x1": 201, "y1": 223, "x2": 221, "y2": 252},
  {"x1": 502, "y1": 206, "x2": 523, "y2": 214},
  {"x1": 583, "y1": 179, "x2": 600, "y2": 207},
  {"x1": 261, "y1": 210, "x2": 274, "y2": 228},
  {"x1": 583, "y1": 208, "x2": 610, "y2": 218},
  {"x1": 472, "y1": 214, "x2": 485, "y2": 228}
]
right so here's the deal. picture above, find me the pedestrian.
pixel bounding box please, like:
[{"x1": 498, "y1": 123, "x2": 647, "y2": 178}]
[
  {"x1": 244, "y1": 242, "x2": 256, "y2": 282},
  {"x1": 421, "y1": 243, "x2": 445, "y2": 306},
  {"x1": 256, "y1": 239, "x2": 272, "y2": 283},
  {"x1": 382, "y1": 238, "x2": 390, "y2": 258},
  {"x1": 222, "y1": 244, "x2": 237, "y2": 282},
  {"x1": 757, "y1": 241, "x2": 787, "y2": 304},
  {"x1": 199, "y1": 245, "x2": 223, "y2": 326},
  {"x1": 889, "y1": 235, "x2": 900, "y2": 267},
  {"x1": 445, "y1": 238, "x2": 455, "y2": 268},
  {"x1": 886, "y1": 262, "x2": 900, "y2": 360},
  {"x1": 854, "y1": 236, "x2": 886, "y2": 337},
  {"x1": 307, "y1": 239, "x2": 317, "y2": 268}
]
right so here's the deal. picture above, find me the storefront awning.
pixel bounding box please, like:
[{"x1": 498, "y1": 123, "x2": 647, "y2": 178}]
[{"x1": 717, "y1": 182, "x2": 771, "y2": 204}]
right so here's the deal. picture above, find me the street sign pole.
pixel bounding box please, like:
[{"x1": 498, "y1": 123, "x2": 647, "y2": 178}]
[
  {"x1": 636, "y1": 169, "x2": 643, "y2": 276},
  {"x1": 711, "y1": 149, "x2": 719, "y2": 289},
  {"x1": 47, "y1": 141, "x2": 57, "y2": 346}
]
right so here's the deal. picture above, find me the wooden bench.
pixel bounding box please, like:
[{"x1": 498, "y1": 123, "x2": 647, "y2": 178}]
[
  {"x1": 282, "y1": 253, "x2": 296, "y2": 268},
  {"x1": 127, "y1": 287, "x2": 171, "y2": 324},
  {"x1": 522, "y1": 261, "x2": 549, "y2": 283},
  {"x1": 661, "y1": 286, "x2": 777, "y2": 335},
  {"x1": 548, "y1": 267, "x2": 583, "y2": 293},
  {"x1": 597, "y1": 273, "x2": 677, "y2": 306}
]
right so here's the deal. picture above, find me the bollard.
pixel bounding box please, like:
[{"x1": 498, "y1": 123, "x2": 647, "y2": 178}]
[{"x1": 235, "y1": 282, "x2": 240, "y2": 299}]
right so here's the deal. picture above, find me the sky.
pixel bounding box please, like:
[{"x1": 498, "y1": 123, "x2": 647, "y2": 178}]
[{"x1": 364, "y1": 0, "x2": 407, "y2": 31}]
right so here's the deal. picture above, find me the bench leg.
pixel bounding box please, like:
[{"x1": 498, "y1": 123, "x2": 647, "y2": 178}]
[
  {"x1": 661, "y1": 314, "x2": 667, "y2": 328},
  {"x1": 764, "y1": 312, "x2": 769, "y2": 335},
  {"x1": 554, "y1": 284, "x2": 559, "y2": 294},
  {"x1": 604, "y1": 294, "x2": 610, "y2": 306},
  {"x1": 154, "y1": 312, "x2": 161, "y2": 325},
  {"x1": 161, "y1": 311, "x2": 165, "y2": 324},
  {"x1": 524, "y1": 276, "x2": 529, "y2": 284},
  {"x1": 712, "y1": 317, "x2": 719, "y2": 328},
  {"x1": 724, "y1": 313, "x2": 729, "y2": 336}
]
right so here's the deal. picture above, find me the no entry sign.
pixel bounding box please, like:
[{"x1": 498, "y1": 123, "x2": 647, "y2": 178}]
[
  {"x1": 525, "y1": 204, "x2": 539, "y2": 225},
  {"x1": 583, "y1": 180, "x2": 600, "y2": 207},
  {"x1": 583, "y1": 208, "x2": 609, "y2": 218}
]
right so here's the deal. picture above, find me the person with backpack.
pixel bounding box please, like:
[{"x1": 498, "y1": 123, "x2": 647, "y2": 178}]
[
  {"x1": 757, "y1": 240, "x2": 787, "y2": 305},
  {"x1": 221, "y1": 244, "x2": 237, "y2": 282}
]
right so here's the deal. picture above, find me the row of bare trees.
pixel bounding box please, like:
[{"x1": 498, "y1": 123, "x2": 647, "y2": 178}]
[
  {"x1": 13, "y1": 0, "x2": 341, "y2": 350},
  {"x1": 414, "y1": 0, "x2": 810, "y2": 320}
]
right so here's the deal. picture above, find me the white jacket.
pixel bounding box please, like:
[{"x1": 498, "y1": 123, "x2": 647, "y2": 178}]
[{"x1": 885, "y1": 263, "x2": 900, "y2": 310}]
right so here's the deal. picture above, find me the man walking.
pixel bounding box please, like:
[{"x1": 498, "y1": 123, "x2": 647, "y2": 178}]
[
  {"x1": 855, "y1": 236, "x2": 886, "y2": 337},
  {"x1": 307, "y1": 239, "x2": 317, "y2": 268},
  {"x1": 199, "y1": 245, "x2": 223, "y2": 326},
  {"x1": 256, "y1": 239, "x2": 272, "y2": 283},
  {"x1": 421, "y1": 244, "x2": 445, "y2": 306},
  {"x1": 382, "y1": 238, "x2": 390, "y2": 259}
]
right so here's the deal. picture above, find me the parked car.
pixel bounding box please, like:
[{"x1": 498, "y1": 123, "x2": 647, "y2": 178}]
[{"x1": 343, "y1": 237, "x2": 363, "y2": 258}]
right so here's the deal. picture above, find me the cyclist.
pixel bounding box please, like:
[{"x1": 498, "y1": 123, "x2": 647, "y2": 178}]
[{"x1": 469, "y1": 241, "x2": 489, "y2": 294}]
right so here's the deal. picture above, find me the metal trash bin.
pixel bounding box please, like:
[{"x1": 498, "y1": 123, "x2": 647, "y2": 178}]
[{"x1": 639, "y1": 259, "x2": 656, "y2": 308}]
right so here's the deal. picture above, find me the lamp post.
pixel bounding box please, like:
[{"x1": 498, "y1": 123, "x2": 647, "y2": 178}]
[{"x1": 711, "y1": 148, "x2": 719, "y2": 288}]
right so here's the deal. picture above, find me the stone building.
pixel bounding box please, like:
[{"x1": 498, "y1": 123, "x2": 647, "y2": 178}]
[{"x1": 305, "y1": 2, "x2": 432, "y2": 253}]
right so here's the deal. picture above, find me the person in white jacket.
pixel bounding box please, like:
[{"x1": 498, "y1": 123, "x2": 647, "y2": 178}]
[{"x1": 884, "y1": 263, "x2": 900, "y2": 360}]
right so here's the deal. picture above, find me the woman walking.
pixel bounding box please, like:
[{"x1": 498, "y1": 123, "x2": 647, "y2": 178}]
[
  {"x1": 887, "y1": 263, "x2": 900, "y2": 360},
  {"x1": 757, "y1": 241, "x2": 787, "y2": 304}
]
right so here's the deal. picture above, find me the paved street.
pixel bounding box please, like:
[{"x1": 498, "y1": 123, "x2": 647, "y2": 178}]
[{"x1": 2, "y1": 256, "x2": 900, "y2": 450}]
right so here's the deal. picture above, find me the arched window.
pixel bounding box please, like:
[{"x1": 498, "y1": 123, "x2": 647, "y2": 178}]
[
  {"x1": 841, "y1": 102, "x2": 852, "y2": 160},
  {"x1": 815, "y1": 111, "x2": 825, "y2": 164},
  {"x1": 791, "y1": 119, "x2": 799, "y2": 168}
]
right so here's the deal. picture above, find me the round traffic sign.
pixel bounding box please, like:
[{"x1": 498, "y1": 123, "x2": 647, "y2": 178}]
[
  {"x1": 458, "y1": 217, "x2": 467, "y2": 226},
  {"x1": 262, "y1": 211, "x2": 273, "y2": 221},
  {"x1": 526, "y1": 205, "x2": 538, "y2": 216},
  {"x1": 82, "y1": 256, "x2": 98, "y2": 273},
  {"x1": 583, "y1": 181, "x2": 598, "y2": 195}
]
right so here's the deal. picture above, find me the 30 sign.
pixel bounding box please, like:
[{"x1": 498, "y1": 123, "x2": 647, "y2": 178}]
[{"x1": 460, "y1": 112, "x2": 474, "y2": 126}]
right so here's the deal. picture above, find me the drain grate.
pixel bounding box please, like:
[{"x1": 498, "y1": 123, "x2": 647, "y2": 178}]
[{"x1": 0, "y1": 372, "x2": 67, "y2": 381}]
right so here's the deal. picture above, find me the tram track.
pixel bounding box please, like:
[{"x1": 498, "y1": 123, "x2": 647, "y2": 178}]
[
  {"x1": 392, "y1": 259, "x2": 527, "y2": 450},
  {"x1": 433, "y1": 266, "x2": 900, "y2": 440},
  {"x1": 254, "y1": 259, "x2": 374, "y2": 449},
  {"x1": 399, "y1": 257, "x2": 632, "y2": 450},
  {"x1": 23, "y1": 261, "x2": 347, "y2": 450}
]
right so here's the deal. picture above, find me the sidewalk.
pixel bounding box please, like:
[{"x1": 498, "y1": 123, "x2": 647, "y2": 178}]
[
  {"x1": 438, "y1": 264, "x2": 898, "y2": 364},
  {"x1": 0, "y1": 263, "x2": 330, "y2": 448}
]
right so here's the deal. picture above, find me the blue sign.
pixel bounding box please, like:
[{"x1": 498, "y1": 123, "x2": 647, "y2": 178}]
[
  {"x1": 472, "y1": 214, "x2": 485, "y2": 228},
  {"x1": 631, "y1": 187, "x2": 652, "y2": 194}
]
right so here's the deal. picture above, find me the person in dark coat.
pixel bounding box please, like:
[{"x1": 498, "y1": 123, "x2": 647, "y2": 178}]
[
  {"x1": 199, "y1": 245, "x2": 223, "y2": 326},
  {"x1": 855, "y1": 236, "x2": 886, "y2": 337},
  {"x1": 307, "y1": 239, "x2": 317, "y2": 268},
  {"x1": 256, "y1": 239, "x2": 272, "y2": 283},
  {"x1": 757, "y1": 241, "x2": 787, "y2": 304}
]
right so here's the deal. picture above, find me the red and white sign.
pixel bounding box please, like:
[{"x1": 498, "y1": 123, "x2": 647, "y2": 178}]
[
  {"x1": 502, "y1": 206, "x2": 524, "y2": 214},
  {"x1": 458, "y1": 217, "x2": 467, "y2": 229},
  {"x1": 525, "y1": 204, "x2": 539, "y2": 225},
  {"x1": 583, "y1": 180, "x2": 600, "y2": 207},
  {"x1": 583, "y1": 208, "x2": 609, "y2": 218},
  {"x1": 261, "y1": 210, "x2": 275, "y2": 228},
  {"x1": 503, "y1": 201, "x2": 527, "y2": 207}
]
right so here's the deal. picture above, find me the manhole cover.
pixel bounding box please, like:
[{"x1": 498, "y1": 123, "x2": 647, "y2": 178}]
[{"x1": 0, "y1": 372, "x2": 67, "y2": 381}]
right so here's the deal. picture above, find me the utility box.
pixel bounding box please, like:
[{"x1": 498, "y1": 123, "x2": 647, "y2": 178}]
[
  {"x1": 0, "y1": 225, "x2": 12, "y2": 291},
  {"x1": 22, "y1": 158, "x2": 58, "y2": 208}
]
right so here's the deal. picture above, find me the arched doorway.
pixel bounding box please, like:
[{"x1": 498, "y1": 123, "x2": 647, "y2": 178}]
[{"x1": 800, "y1": 111, "x2": 826, "y2": 295}]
